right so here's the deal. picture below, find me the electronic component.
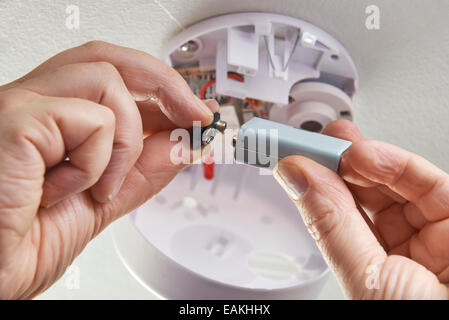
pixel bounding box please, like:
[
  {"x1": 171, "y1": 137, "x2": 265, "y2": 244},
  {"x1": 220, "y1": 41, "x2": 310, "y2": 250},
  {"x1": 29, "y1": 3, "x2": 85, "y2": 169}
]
[
  {"x1": 202, "y1": 155, "x2": 215, "y2": 180},
  {"x1": 115, "y1": 12, "x2": 360, "y2": 301},
  {"x1": 269, "y1": 82, "x2": 353, "y2": 132},
  {"x1": 176, "y1": 67, "x2": 272, "y2": 123},
  {"x1": 234, "y1": 117, "x2": 352, "y2": 172}
]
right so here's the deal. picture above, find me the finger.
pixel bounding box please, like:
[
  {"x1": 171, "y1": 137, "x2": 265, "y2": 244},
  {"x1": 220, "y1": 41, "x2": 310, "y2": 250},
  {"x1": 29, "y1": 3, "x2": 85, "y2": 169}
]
[
  {"x1": 346, "y1": 184, "x2": 393, "y2": 218},
  {"x1": 273, "y1": 155, "x2": 387, "y2": 298},
  {"x1": 322, "y1": 119, "x2": 364, "y2": 142},
  {"x1": 324, "y1": 121, "x2": 430, "y2": 239},
  {"x1": 323, "y1": 120, "x2": 393, "y2": 208},
  {"x1": 410, "y1": 218, "x2": 449, "y2": 281},
  {"x1": 319, "y1": 120, "x2": 449, "y2": 285},
  {"x1": 323, "y1": 120, "x2": 395, "y2": 212},
  {"x1": 0, "y1": 89, "x2": 115, "y2": 210},
  {"x1": 340, "y1": 140, "x2": 449, "y2": 222},
  {"x1": 19, "y1": 62, "x2": 145, "y2": 203},
  {"x1": 341, "y1": 183, "x2": 416, "y2": 253},
  {"x1": 2, "y1": 40, "x2": 216, "y2": 127},
  {"x1": 325, "y1": 121, "x2": 427, "y2": 248},
  {"x1": 92, "y1": 129, "x2": 198, "y2": 229},
  {"x1": 403, "y1": 202, "x2": 427, "y2": 229},
  {"x1": 39, "y1": 98, "x2": 116, "y2": 207},
  {"x1": 323, "y1": 120, "x2": 410, "y2": 250},
  {"x1": 138, "y1": 99, "x2": 219, "y2": 135}
]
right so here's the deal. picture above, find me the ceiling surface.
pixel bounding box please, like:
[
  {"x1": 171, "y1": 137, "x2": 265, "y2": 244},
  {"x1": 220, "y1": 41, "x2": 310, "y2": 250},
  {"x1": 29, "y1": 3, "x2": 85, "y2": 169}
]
[{"x1": 1, "y1": 0, "x2": 448, "y2": 299}]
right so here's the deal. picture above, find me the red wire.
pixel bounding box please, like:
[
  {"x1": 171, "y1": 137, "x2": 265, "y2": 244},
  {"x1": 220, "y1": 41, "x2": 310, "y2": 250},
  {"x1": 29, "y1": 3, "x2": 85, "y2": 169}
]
[
  {"x1": 202, "y1": 155, "x2": 215, "y2": 180},
  {"x1": 227, "y1": 72, "x2": 244, "y2": 82},
  {"x1": 200, "y1": 73, "x2": 244, "y2": 99},
  {"x1": 228, "y1": 74, "x2": 261, "y2": 109},
  {"x1": 200, "y1": 73, "x2": 262, "y2": 116},
  {"x1": 245, "y1": 98, "x2": 258, "y2": 107},
  {"x1": 200, "y1": 79, "x2": 216, "y2": 100}
]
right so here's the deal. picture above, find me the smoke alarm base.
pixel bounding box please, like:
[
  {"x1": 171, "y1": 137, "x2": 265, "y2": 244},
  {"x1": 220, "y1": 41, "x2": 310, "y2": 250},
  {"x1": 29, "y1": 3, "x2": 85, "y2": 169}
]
[
  {"x1": 113, "y1": 164, "x2": 330, "y2": 299},
  {"x1": 164, "y1": 12, "x2": 358, "y2": 105},
  {"x1": 270, "y1": 82, "x2": 354, "y2": 131}
]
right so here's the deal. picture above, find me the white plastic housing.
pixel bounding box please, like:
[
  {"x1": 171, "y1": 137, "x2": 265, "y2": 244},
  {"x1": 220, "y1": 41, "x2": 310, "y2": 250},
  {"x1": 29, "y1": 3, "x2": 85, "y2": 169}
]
[
  {"x1": 113, "y1": 164, "x2": 329, "y2": 299},
  {"x1": 269, "y1": 82, "x2": 354, "y2": 130},
  {"x1": 112, "y1": 12, "x2": 359, "y2": 300},
  {"x1": 164, "y1": 12, "x2": 358, "y2": 105}
]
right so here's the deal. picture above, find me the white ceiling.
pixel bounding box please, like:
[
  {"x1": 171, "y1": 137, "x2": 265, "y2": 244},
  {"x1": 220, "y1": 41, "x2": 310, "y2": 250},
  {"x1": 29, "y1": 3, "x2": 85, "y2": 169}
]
[{"x1": 1, "y1": 0, "x2": 448, "y2": 171}]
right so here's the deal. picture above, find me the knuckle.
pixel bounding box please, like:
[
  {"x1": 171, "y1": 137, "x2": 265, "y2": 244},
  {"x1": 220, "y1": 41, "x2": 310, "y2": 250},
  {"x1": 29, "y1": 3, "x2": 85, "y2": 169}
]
[
  {"x1": 0, "y1": 89, "x2": 25, "y2": 113},
  {"x1": 4, "y1": 116, "x2": 39, "y2": 151},
  {"x1": 96, "y1": 105, "x2": 116, "y2": 130},
  {"x1": 0, "y1": 92, "x2": 12, "y2": 114},
  {"x1": 0, "y1": 90, "x2": 40, "y2": 143},
  {"x1": 90, "y1": 61, "x2": 120, "y2": 78},
  {"x1": 164, "y1": 64, "x2": 181, "y2": 79},
  {"x1": 4, "y1": 121, "x2": 26, "y2": 144},
  {"x1": 356, "y1": 140, "x2": 404, "y2": 180},
  {"x1": 299, "y1": 196, "x2": 345, "y2": 243},
  {"x1": 80, "y1": 40, "x2": 109, "y2": 54},
  {"x1": 156, "y1": 62, "x2": 184, "y2": 85},
  {"x1": 89, "y1": 62, "x2": 123, "y2": 91}
]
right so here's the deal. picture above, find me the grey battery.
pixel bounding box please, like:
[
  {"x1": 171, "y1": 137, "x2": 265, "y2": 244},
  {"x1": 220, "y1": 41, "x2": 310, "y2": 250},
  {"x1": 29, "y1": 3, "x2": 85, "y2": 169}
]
[{"x1": 234, "y1": 117, "x2": 352, "y2": 172}]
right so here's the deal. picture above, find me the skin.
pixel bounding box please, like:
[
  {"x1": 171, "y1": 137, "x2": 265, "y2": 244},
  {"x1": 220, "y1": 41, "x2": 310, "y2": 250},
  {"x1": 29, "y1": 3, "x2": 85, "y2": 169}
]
[
  {"x1": 0, "y1": 41, "x2": 447, "y2": 300},
  {"x1": 0, "y1": 41, "x2": 218, "y2": 299},
  {"x1": 274, "y1": 120, "x2": 449, "y2": 299}
]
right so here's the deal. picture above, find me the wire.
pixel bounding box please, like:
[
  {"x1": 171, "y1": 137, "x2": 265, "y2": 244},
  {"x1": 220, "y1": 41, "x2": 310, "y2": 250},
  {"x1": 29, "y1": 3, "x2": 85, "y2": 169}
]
[
  {"x1": 200, "y1": 72, "x2": 244, "y2": 100},
  {"x1": 229, "y1": 74, "x2": 266, "y2": 116},
  {"x1": 245, "y1": 98, "x2": 258, "y2": 108},
  {"x1": 200, "y1": 79, "x2": 216, "y2": 100},
  {"x1": 227, "y1": 72, "x2": 244, "y2": 82},
  {"x1": 200, "y1": 72, "x2": 266, "y2": 119}
]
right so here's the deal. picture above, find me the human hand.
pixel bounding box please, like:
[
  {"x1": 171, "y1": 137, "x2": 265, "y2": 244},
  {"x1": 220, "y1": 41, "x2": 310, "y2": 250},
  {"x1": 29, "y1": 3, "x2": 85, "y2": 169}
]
[
  {"x1": 0, "y1": 41, "x2": 218, "y2": 299},
  {"x1": 274, "y1": 120, "x2": 449, "y2": 299}
]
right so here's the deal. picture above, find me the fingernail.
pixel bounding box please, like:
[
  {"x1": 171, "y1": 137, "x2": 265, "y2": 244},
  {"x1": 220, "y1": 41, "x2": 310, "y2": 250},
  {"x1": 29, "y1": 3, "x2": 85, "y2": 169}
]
[
  {"x1": 108, "y1": 177, "x2": 125, "y2": 201},
  {"x1": 204, "y1": 99, "x2": 219, "y2": 113},
  {"x1": 273, "y1": 162, "x2": 308, "y2": 201},
  {"x1": 194, "y1": 95, "x2": 214, "y2": 117}
]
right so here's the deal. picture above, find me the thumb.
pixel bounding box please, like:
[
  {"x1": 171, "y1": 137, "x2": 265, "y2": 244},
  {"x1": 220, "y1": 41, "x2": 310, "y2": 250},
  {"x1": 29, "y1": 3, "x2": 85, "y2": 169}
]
[{"x1": 274, "y1": 156, "x2": 387, "y2": 298}]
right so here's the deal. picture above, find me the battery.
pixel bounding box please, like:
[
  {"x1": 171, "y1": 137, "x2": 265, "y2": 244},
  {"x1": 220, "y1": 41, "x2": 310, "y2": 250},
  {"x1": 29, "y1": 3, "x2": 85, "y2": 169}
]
[{"x1": 234, "y1": 117, "x2": 352, "y2": 172}]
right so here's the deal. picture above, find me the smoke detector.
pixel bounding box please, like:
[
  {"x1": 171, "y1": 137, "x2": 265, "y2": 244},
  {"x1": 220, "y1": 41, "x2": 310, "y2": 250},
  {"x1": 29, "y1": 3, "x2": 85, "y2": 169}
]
[{"x1": 112, "y1": 12, "x2": 358, "y2": 299}]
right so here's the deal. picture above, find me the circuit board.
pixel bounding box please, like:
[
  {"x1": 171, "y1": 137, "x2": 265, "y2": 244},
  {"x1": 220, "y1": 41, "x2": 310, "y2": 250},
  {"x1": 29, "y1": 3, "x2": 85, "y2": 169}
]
[{"x1": 175, "y1": 67, "x2": 273, "y2": 124}]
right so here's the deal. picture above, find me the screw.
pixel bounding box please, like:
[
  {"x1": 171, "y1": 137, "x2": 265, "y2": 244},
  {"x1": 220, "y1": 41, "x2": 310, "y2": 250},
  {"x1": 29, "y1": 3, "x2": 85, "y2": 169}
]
[{"x1": 178, "y1": 40, "x2": 199, "y2": 54}]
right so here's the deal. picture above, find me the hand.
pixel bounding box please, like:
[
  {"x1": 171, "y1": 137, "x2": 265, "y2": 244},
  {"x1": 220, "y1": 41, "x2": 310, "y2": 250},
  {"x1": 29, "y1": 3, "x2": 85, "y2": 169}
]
[
  {"x1": 274, "y1": 120, "x2": 449, "y2": 299},
  {"x1": 0, "y1": 41, "x2": 218, "y2": 299}
]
